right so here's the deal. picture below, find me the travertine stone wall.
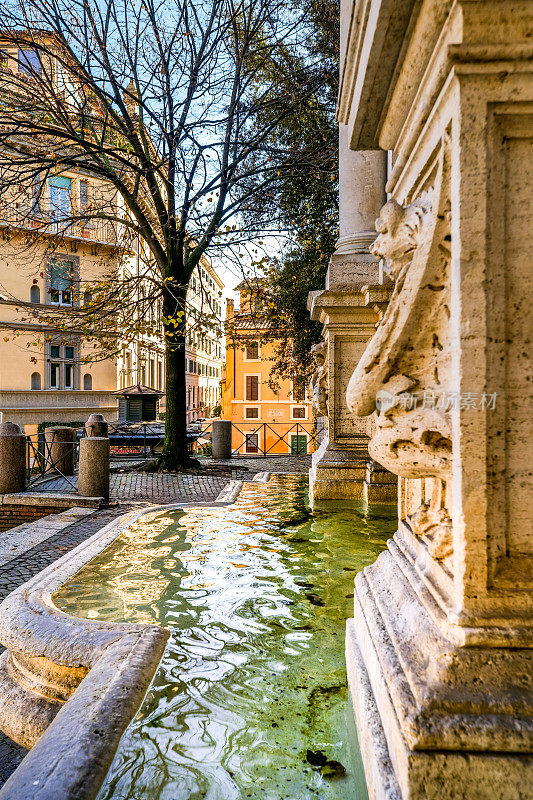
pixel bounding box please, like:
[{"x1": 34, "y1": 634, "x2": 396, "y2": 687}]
[{"x1": 341, "y1": 1, "x2": 533, "y2": 798}]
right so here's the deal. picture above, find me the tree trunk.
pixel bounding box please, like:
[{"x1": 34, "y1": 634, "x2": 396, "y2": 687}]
[{"x1": 160, "y1": 283, "x2": 194, "y2": 470}]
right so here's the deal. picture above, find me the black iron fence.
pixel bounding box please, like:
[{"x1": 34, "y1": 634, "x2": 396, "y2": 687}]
[
  {"x1": 26, "y1": 428, "x2": 82, "y2": 490},
  {"x1": 24, "y1": 420, "x2": 316, "y2": 489},
  {"x1": 191, "y1": 421, "x2": 318, "y2": 457}
]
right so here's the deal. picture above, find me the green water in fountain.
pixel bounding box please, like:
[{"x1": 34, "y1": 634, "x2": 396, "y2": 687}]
[{"x1": 55, "y1": 475, "x2": 396, "y2": 800}]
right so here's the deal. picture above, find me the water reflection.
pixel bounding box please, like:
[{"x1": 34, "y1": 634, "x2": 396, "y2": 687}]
[{"x1": 55, "y1": 476, "x2": 396, "y2": 800}]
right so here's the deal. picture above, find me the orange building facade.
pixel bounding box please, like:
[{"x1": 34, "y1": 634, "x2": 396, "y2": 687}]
[{"x1": 221, "y1": 286, "x2": 315, "y2": 456}]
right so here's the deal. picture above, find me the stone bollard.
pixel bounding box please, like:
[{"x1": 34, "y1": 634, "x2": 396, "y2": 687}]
[
  {"x1": 211, "y1": 420, "x2": 232, "y2": 459},
  {"x1": 85, "y1": 413, "x2": 108, "y2": 438},
  {"x1": 44, "y1": 426, "x2": 76, "y2": 476},
  {"x1": 78, "y1": 437, "x2": 110, "y2": 500},
  {"x1": 0, "y1": 422, "x2": 27, "y2": 494}
]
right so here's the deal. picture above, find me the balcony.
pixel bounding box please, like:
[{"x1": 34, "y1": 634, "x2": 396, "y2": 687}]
[{"x1": 0, "y1": 203, "x2": 132, "y2": 249}]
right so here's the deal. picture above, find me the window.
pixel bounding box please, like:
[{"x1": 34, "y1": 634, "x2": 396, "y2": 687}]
[
  {"x1": 83, "y1": 373, "x2": 92, "y2": 390},
  {"x1": 18, "y1": 48, "x2": 41, "y2": 75},
  {"x1": 245, "y1": 407, "x2": 259, "y2": 419},
  {"x1": 245, "y1": 375, "x2": 259, "y2": 401},
  {"x1": 49, "y1": 176, "x2": 72, "y2": 222},
  {"x1": 49, "y1": 257, "x2": 74, "y2": 305},
  {"x1": 245, "y1": 433, "x2": 259, "y2": 453},
  {"x1": 30, "y1": 371, "x2": 41, "y2": 390},
  {"x1": 64, "y1": 346, "x2": 75, "y2": 388},
  {"x1": 245, "y1": 341, "x2": 259, "y2": 360},
  {"x1": 79, "y1": 180, "x2": 88, "y2": 209},
  {"x1": 30, "y1": 284, "x2": 40, "y2": 303},
  {"x1": 158, "y1": 361, "x2": 163, "y2": 389},
  {"x1": 292, "y1": 407, "x2": 306, "y2": 420},
  {"x1": 189, "y1": 359, "x2": 194, "y2": 373},
  {"x1": 48, "y1": 342, "x2": 77, "y2": 390}
]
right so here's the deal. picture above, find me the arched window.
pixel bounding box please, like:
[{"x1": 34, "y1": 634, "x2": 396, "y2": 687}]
[
  {"x1": 31, "y1": 371, "x2": 41, "y2": 390},
  {"x1": 83, "y1": 373, "x2": 92, "y2": 390},
  {"x1": 30, "y1": 284, "x2": 40, "y2": 303}
]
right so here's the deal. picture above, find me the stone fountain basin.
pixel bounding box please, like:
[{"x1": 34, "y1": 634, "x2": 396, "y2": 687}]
[{"x1": 0, "y1": 506, "x2": 171, "y2": 800}]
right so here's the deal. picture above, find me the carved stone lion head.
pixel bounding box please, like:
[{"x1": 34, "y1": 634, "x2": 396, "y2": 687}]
[{"x1": 370, "y1": 196, "x2": 430, "y2": 282}]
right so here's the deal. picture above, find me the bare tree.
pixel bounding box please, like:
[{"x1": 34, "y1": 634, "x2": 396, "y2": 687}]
[{"x1": 0, "y1": 0, "x2": 331, "y2": 467}]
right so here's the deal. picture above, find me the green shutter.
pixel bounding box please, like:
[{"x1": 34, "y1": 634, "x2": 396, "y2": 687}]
[{"x1": 127, "y1": 397, "x2": 142, "y2": 421}]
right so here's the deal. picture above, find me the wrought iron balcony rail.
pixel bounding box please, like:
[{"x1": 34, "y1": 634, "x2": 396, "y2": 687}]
[{"x1": 0, "y1": 203, "x2": 128, "y2": 247}]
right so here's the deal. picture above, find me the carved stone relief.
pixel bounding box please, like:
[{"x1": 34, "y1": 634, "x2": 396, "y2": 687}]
[
  {"x1": 346, "y1": 146, "x2": 453, "y2": 558},
  {"x1": 310, "y1": 340, "x2": 328, "y2": 417}
]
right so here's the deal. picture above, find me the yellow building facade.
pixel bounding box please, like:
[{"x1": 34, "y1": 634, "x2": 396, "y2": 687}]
[{"x1": 221, "y1": 286, "x2": 314, "y2": 455}]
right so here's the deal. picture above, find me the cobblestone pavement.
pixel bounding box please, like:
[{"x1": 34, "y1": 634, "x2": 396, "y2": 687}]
[
  {"x1": 31, "y1": 455, "x2": 311, "y2": 497},
  {"x1": 31, "y1": 471, "x2": 231, "y2": 501}
]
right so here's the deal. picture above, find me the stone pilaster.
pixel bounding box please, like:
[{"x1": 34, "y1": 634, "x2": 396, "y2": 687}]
[
  {"x1": 308, "y1": 126, "x2": 394, "y2": 502},
  {"x1": 341, "y1": 2, "x2": 533, "y2": 799}
]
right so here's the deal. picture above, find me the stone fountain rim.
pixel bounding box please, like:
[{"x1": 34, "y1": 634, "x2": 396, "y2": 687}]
[{"x1": 0, "y1": 482, "x2": 248, "y2": 800}]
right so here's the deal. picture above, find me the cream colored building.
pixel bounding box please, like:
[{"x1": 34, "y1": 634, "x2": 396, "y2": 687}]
[
  {"x1": 184, "y1": 261, "x2": 225, "y2": 424},
  {"x1": 0, "y1": 170, "x2": 122, "y2": 436},
  {"x1": 116, "y1": 257, "x2": 225, "y2": 424},
  {"x1": 0, "y1": 41, "x2": 226, "y2": 433}
]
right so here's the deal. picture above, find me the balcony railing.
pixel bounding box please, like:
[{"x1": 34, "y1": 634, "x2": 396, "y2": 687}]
[{"x1": 0, "y1": 204, "x2": 128, "y2": 248}]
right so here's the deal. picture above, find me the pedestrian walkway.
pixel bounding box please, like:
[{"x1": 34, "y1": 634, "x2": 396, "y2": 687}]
[
  {"x1": 29, "y1": 454, "x2": 311, "y2": 499},
  {"x1": 29, "y1": 471, "x2": 231, "y2": 502}
]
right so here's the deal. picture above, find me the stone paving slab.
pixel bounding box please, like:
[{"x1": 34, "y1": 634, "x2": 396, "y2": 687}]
[{"x1": 0, "y1": 507, "x2": 92, "y2": 567}]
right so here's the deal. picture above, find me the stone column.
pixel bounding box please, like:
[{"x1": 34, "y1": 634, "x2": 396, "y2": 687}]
[
  {"x1": 211, "y1": 420, "x2": 232, "y2": 459},
  {"x1": 78, "y1": 437, "x2": 110, "y2": 500},
  {"x1": 308, "y1": 130, "x2": 393, "y2": 501},
  {"x1": 0, "y1": 422, "x2": 26, "y2": 494},
  {"x1": 43, "y1": 427, "x2": 76, "y2": 476}
]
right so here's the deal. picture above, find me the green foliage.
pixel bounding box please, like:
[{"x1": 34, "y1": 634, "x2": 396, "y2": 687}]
[{"x1": 244, "y1": 0, "x2": 339, "y2": 382}]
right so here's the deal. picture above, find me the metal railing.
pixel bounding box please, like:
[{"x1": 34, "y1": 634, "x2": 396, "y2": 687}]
[
  {"x1": 105, "y1": 422, "x2": 165, "y2": 459},
  {"x1": 26, "y1": 428, "x2": 82, "y2": 490},
  {"x1": 190, "y1": 421, "x2": 318, "y2": 457},
  {"x1": 0, "y1": 204, "x2": 127, "y2": 247}
]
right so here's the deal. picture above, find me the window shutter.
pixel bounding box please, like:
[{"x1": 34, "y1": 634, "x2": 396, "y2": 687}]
[
  {"x1": 127, "y1": 397, "x2": 142, "y2": 421},
  {"x1": 246, "y1": 376, "x2": 258, "y2": 401}
]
